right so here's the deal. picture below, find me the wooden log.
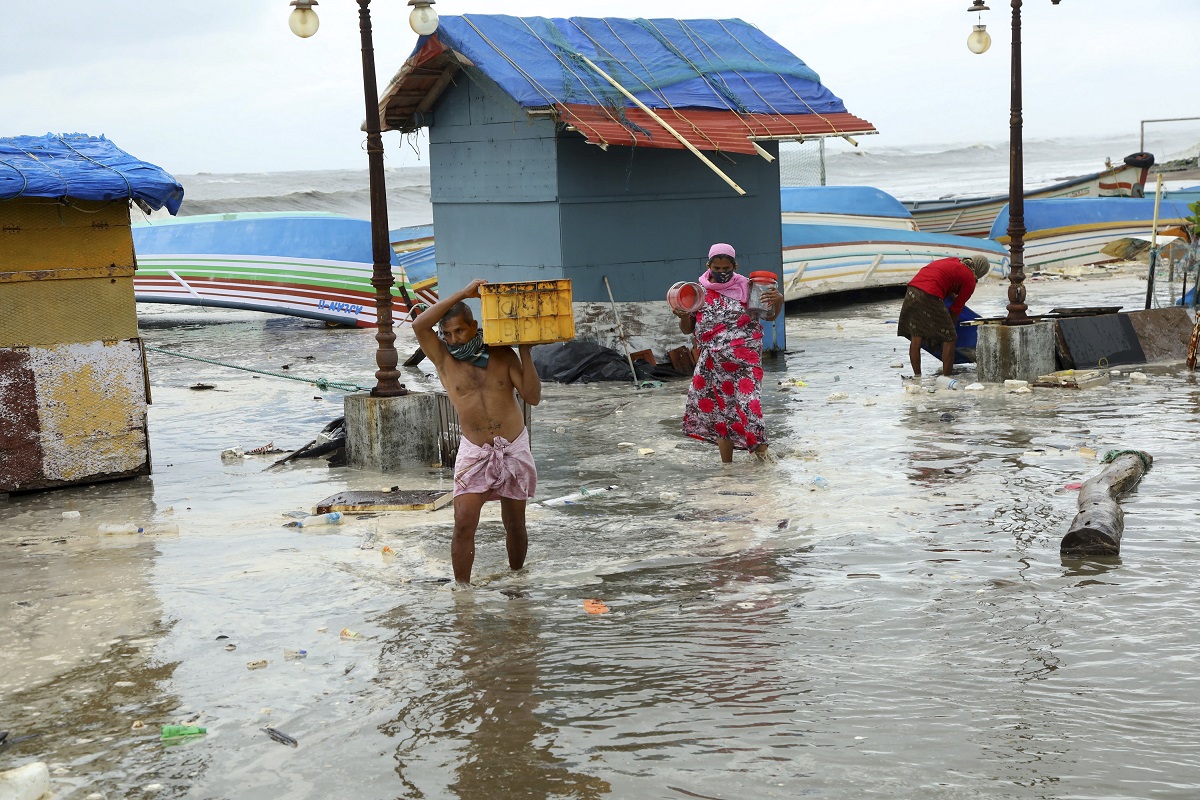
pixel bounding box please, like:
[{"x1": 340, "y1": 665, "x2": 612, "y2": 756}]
[{"x1": 1061, "y1": 451, "x2": 1152, "y2": 557}]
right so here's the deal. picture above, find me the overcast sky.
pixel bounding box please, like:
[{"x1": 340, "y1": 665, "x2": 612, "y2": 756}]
[{"x1": 3, "y1": 0, "x2": 1197, "y2": 175}]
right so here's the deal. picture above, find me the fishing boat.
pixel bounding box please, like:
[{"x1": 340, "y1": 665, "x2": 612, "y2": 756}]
[
  {"x1": 780, "y1": 186, "x2": 1009, "y2": 302},
  {"x1": 132, "y1": 212, "x2": 431, "y2": 327},
  {"x1": 988, "y1": 196, "x2": 1194, "y2": 273},
  {"x1": 903, "y1": 156, "x2": 1151, "y2": 237}
]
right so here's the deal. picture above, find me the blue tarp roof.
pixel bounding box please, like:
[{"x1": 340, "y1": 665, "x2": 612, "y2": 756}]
[
  {"x1": 411, "y1": 16, "x2": 849, "y2": 115},
  {"x1": 0, "y1": 133, "x2": 184, "y2": 215}
]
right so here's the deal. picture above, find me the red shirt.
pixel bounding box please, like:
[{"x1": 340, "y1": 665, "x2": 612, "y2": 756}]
[{"x1": 908, "y1": 257, "x2": 977, "y2": 318}]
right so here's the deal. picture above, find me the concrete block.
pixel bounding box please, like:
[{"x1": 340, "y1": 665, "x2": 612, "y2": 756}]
[
  {"x1": 344, "y1": 392, "x2": 444, "y2": 472},
  {"x1": 977, "y1": 321, "x2": 1056, "y2": 383}
]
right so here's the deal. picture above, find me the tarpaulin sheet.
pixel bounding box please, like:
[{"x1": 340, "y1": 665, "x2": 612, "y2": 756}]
[
  {"x1": 0, "y1": 133, "x2": 184, "y2": 214},
  {"x1": 417, "y1": 16, "x2": 850, "y2": 117}
]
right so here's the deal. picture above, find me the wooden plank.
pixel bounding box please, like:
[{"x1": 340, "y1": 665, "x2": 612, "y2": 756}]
[{"x1": 315, "y1": 489, "x2": 452, "y2": 513}]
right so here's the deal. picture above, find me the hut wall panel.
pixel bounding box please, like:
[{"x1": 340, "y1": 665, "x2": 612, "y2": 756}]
[
  {"x1": 0, "y1": 201, "x2": 134, "y2": 270},
  {"x1": 555, "y1": 138, "x2": 783, "y2": 303},
  {"x1": 0, "y1": 339, "x2": 150, "y2": 493}
]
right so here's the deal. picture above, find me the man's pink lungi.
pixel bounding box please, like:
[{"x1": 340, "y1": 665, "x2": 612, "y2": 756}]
[{"x1": 453, "y1": 428, "x2": 537, "y2": 500}]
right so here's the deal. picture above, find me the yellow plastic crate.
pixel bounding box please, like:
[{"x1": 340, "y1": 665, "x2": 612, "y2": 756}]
[{"x1": 479, "y1": 279, "x2": 575, "y2": 346}]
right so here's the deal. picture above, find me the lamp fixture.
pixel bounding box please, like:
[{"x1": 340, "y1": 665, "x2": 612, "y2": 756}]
[
  {"x1": 288, "y1": 0, "x2": 319, "y2": 38},
  {"x1": 408, "y1": 0, "x2": 439, "y2": 36},
  {"x1": 966, "y1": 1, "x2": 991, "y2": 54}
]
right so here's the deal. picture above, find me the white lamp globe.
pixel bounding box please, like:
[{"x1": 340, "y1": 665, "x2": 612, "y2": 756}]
[
  {"x1": 967, "y1": 24, "x2": 991, "y2": 54},
  {"x1": 289, "y1": 3, "x2": 320, "y2": 38},
  {"x1": 409, "y1": 0, "x2": 439, "y2": 36}
]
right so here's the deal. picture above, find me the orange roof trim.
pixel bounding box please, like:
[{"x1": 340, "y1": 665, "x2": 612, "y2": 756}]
[{"x1": 555, "y1": 103, "x2": 877, "y2": 154}]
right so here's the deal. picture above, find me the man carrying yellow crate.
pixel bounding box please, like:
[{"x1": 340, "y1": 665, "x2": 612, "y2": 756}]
[{"x1": 412, "y1": 278, "x2": 542, "y2": 586}]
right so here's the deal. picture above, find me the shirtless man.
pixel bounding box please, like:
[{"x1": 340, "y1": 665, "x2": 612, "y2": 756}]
[{"x1": 412, "y1": 278, "x2": 541, "y2": 585}]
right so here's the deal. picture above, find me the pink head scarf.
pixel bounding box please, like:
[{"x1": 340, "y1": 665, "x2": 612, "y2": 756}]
[{"x1": 698, "y1": 243, "x2": 749, "y2": 304}]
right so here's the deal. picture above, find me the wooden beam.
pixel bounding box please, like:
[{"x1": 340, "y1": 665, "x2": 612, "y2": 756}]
[{"x1": 1060, "y1": 451, "x2": 1152, "y2": 557}]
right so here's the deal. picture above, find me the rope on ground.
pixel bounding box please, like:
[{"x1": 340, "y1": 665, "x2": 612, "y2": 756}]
[
  {"x1": 144, "y1": 345, "x2": 370, "y2": 392},
  {"x1": 1101, "y1": 449, "x2": 1153, "y2": 471}
]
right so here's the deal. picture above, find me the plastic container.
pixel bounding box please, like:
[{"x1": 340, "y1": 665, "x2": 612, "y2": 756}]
[
  {"x1": 161, "y1": 725, "x2": 207, "y2": 740},
  {"x1": 294, "y1": 512, "x2": 343, "y2": 528},
  {"x1": 479, "y1": 279, "x2": 575, "y2": 346},
  {"x1": 746, "y1": 271, "x2": 779, "y2": 317},
  {"x1": 99, "y1": 523, "x2": 144, "y2": 535},
  {"x1": 666, "y1": 281, "x2": 704, "y2": 314},
  {"x1": 0, "y1": 762, "x2": 50, "y2": 800},
  {"x1": 542, "y1": 485, "x2": 618, "y2": 507},
  {"x1": 935, "y1": 376, "x2": 961, "y2": 390}
]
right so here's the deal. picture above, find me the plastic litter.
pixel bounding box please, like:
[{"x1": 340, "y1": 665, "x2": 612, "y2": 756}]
[
  {"x1": 583, "y1": 599, "x2": 609, "y2": 614},
  {"x1": 98, "y1": 523, "x2": 144, "y2": 535},
  {"x1": 638, "y1": 448, "x2": 655, "y2": 456},
  {"x1": 1004, "y1": 379, "x2": 1029, "y2": 390},
  {"x1": 161, "y1": 725, "x2": 206, "y2": 741},
  {"x1": 826, "y1": 392, "x2": 849, "y2": 402},
  {"x1": 220, "y1": 447, "x2": 244, "y2": 461},
  {"x1": 284, "y1": 512, "x2": 343, "y2": 528},
  {"x1": 935, "y1": 376, "x2": 960, "y2": 390},
  {"x1": 1129, "y1": 372, "x2": 1149, "y2": 384},
  {"x1": 283, "y1": 649, "x2": 307, "y2": 660},
  {"x1": 964, "y1": 382, "x2": 986, "y2": 391},
  {"x1": 262, "y1": 727, "x2": 298, "y2": 748},
  {"x1": 811, "y1": 477, "x2": 830, "y2": 490},
  {"x1": 542, "y1": 485, "x2": 618, "y2": 507},
  {"x1": 246, "y1": 660, "x2": 268, "y2": 670},
  {"x1": 340, "y1": 628, "x2": 361, "y2": 639},
  {"x1": 0, "y1": 761, "x2": 49, "y2": 800},
  {"x1": 61, "y1": 510, "x2": 81, "y2": 520}
]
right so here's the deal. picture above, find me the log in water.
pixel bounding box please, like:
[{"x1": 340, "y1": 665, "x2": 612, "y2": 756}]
[{"x1": 1061, "y1": 451, "x2": 1153, "y2": 557}]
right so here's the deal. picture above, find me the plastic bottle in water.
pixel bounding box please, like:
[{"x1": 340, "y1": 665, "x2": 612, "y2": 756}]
[
  {"x1": 542, "y1": 485, "x2": 618, "y2": 507},
  {"x1": 98, "y1": 523, "x2": 145, "y2": 535},
  {"x1": 161, "y1": 725, "x2": 207, "y2": 740},
  {"x1": 935, "y1": 375, "x2": 961, "y2": 390},
  {"x1": 294, "y1": 512, "x2": 343, "y2": 528}
]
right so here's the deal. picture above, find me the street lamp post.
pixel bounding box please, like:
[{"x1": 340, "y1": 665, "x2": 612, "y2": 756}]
[
  {"x1": 968, "y1": 0, "x2": 1061, "y2": 326},
  {"x1": 289, "y1": 0, "x2": 439, "y2": 396}
]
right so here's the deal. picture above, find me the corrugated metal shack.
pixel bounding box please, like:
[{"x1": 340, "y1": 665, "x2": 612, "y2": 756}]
[
  {"x1": 377, "y1": 16, "x2": 876, "y2": 353},
  {"x1": 0, "y1": 133, "x2": 183, "y2": 493}
]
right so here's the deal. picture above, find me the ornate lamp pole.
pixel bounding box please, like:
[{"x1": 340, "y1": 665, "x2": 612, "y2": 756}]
[
  {"x1": 967, "y1": 0, "x2": 1061, "y2": 326},
  {"x1": 289, "y1": 0, "x2": 439, "y2": 396}
]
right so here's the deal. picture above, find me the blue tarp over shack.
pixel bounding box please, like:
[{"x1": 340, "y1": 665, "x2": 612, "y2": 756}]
[
  {"x1": 380, "y1": 16, "x2": 876, "y2": 151},
  {"x1": 0, "y1": 134, "x2": 184, "y2": 215}
]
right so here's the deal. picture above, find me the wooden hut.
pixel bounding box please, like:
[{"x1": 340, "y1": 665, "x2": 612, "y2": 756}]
[
  {"x1": 377, "y1": 16, "x2": 876, "y2": 354},
  {"x1": 0, "y1": 134, "x2": 183, "y2": 493}
]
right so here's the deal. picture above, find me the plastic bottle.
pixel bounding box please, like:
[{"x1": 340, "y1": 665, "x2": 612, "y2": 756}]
[
  {"x1": 935, "y1": 375, "x2": 960, "y2": 390},
  {"x1": 161, "y1": 725, "x2": 207, "y2": 740},
  {"x1": 542, "y1": 485, "x2": 618, "y2": 507},
  {"x1": 283, "y1": 648, "x2": 307, "y2": 660},
  {"x1": 294, "y1": 512, "x2": 343, "y2": 528},
  {"x1": 98, "y1": 523, "x2": 144, "y2": 535},
  {"x1": 0, "y1": 762, "x2": 50, "y2": 800},
  {"x1": 746, "y1": 271, "x2": 780, "y2": 317}
]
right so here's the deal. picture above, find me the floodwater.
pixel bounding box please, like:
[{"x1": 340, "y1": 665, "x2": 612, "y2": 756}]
[{"x1": 2, "y1": 276, "x2": 1199, "y2": 799}]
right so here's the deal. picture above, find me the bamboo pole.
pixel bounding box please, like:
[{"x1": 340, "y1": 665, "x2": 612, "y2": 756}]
[
  {"x1": 577, "y1": 55, "x2": 746, "y2": 196},
  {"x1": 1143, "y1": 173, "x2": 1164, "y2": 310},
  {"x1": 602, "y1": 275, "x2": 640, "y2": 388},
  {"x1": 1060, "y1": 451, "x2": 1152, "y2": 557}
]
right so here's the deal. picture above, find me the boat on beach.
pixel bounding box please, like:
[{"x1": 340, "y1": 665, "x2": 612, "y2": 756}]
[
  {"x1": 903, "y1": 157, "x2": 1151, "y2": 237},
  {"x1": 132, "y1": 212, "x2": 425, "y2": 327},
  {"x1": 988, "y1": 195, "x2": 1194, "y2": 273},
  {"x1": 780, "y1": 186, "x2": 1009, "y2": 301}
]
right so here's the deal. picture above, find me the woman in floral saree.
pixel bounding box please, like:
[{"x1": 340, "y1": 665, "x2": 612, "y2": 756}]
[{"x1": 676, "y1": 243, "x2": 783, "y2": 463}]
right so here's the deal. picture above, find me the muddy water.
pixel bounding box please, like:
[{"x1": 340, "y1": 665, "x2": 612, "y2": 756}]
[{"x1": 2, "y1": 277, "x2": 1199, "y2": 799}]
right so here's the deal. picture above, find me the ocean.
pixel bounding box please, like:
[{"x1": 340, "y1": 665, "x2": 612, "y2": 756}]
[{"x1": 4, "y1": 132, "x2": 1200, "y2": 799}]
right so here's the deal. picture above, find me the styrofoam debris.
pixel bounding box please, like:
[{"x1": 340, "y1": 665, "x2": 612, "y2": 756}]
[{"x1": 964, "y1": 382, "x2": 986, "y2": 391}]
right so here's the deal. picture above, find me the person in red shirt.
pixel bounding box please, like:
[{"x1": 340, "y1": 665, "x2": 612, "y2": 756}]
[{"x1": 897, "y1": 255, "x2": 991, "y2": 377}]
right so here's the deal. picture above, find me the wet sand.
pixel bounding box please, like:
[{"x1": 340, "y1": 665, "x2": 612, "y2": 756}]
[{"x1": 2, "y1": 275, "x2": 1199, "y2": 799}]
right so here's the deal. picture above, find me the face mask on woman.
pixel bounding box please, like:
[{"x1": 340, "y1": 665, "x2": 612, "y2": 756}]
[{"x1": 708, "y1": 269, "x2": 734, "y2": 283}]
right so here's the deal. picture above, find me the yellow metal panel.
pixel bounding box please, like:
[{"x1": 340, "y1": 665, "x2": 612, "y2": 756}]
[
  {"x1": 0, "y1": 275, "x2": 138, "y2": 347},
  {"x1": 480, "y1": 279, "x2": 576, "y2": 346},
  {"x1": 0, "y1": 265, "x2": 136, "y2": 284},
  {"x1": 0, "y1": 199, "x2": 135, "y2": 271},
  {"x1": 27, "y1": 339, "x2": 149, "y2": 485}
]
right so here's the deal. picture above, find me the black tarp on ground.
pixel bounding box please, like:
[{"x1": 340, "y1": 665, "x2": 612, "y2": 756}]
[
  {"x1": 532, "y1": 342, "x2": 687, "y2": 383},
  {"x1": 1055, "y1": 314, "x2": 1146, "y2": 369}
]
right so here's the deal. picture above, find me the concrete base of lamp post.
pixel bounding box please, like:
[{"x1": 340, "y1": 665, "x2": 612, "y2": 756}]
[
  {"x1": 344, "y1": 392, "x2": 444, "y2": 472},
  {"x1": 976, "y1": 321, "x2": 1056, "y2": 383}
]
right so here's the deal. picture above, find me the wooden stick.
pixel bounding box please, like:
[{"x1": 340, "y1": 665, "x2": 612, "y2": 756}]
[
  {"x1": 602, "y1": 275, "x2": 639, "y2": 388},
  {"x1": 1060, "y1": 451, "x2": 1152, "y2": 557},
  {"x1": 577, "y1": 55, "x2": 746, "y2": 196}
]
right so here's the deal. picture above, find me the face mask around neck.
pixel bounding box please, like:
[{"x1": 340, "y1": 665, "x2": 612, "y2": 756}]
[{"x1": 447, "y1": 330, "x2": 488, "y2": 366}]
